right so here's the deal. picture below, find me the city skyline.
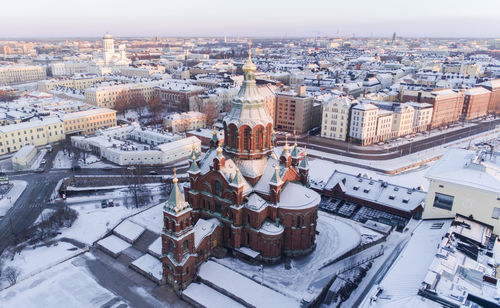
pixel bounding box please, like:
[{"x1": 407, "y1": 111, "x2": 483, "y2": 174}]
[{"x1": 1, "y1": 0, "x2": 499, "y2": 38}]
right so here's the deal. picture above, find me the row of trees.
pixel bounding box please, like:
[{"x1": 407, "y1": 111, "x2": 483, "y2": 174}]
[{"x1": 114, "y1": 92, "x2": 165, "y2": 125}]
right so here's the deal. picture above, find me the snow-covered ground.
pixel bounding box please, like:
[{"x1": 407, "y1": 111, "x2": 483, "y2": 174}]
[
  {"x1": 0, "y1": 241, "x2": 82, "y2": 287},
  {"x1": 0, "y1": 181, "x2": 27, "y2": 217},
  {"x1": 183, "y1": 282, "x2": 245, "y2": 308},
  {"x1": 216, "y1": 211, "x2": 362, "y2": 301},
  {"x1": 0, "y1": 257, "x2": 127, "y2": 307},
  {"x1": 58, "y1": 183, "x2": 166, "y2": 245},
  {"x1": 199, "y1": 260, "x2": 301, "y2": 308},
  {"x1": 53, "y1": 151, "x2": 73, "y2": 168},
  {"x1": 129, "y1": 203, "x2": 164, "y2": 234}
]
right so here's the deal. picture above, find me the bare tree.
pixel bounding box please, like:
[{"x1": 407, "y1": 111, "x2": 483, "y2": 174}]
[
  {"x1": 202, "y1": 100, "x2": 218, "y2": 127},
  {"x1": 148, "y1": 96, "x2": 164, "y2": 124},
  {"x1": 125, "y1": 166, "x2": 149, "y2": 208},
  {"x1": 4, "y1": 266, "x2": 21, "y2": 285}
]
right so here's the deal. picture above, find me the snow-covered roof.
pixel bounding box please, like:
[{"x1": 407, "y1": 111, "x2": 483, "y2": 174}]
[
  {"x1": 324, "y1": 171, "x2": 425, "y2": 213},
  {"x1": 277, "y1": 182, "x2": 320, "y2": 210},
  {"x1": 425, "y1": 148, "x2": 500, "y2": 194}
]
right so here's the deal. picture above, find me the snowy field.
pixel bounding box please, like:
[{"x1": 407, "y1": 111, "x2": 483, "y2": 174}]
[
  {"x1": 0, "y1": 241, "x2": 82, "y2": 287},
  {"x1": 0, "y1": 181, "x2": 27, "y2": 217},
  {"x1": 0, "y1": 257, "x2": 127, "y2": 308},
  {"x1": 216, "y1": 211, "x2": 362, "y2": 301}
]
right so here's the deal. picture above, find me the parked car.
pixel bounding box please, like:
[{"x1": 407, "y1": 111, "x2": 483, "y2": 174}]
[
  {"x1": 101, "y1": 166, "x2": 112, "y2": 171},
  {"x1": 40, "y1": 159, "x2": 46, "y2": 165},
  {"x1": 71, "y1": 165, "x2": 81, "y2": 171},
  {"x1": 101, "y1": 200, "x2": 108, "y2": 208},
  {"x1": 126, "y1": 166, "x2": 136, "y2": 171},
  {"x1": 148, "y1": 170, "x2": 158, "y2": 175},
  {"x1": 108, "y1": 199, "x2": 114, "y2": 207}
]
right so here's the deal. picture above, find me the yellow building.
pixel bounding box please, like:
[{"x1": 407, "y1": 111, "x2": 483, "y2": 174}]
[
  {"x1": 423, "y1": 149, "x2": 500, "y2": 232},
  {"x1": 62, "y1": 108, "x2": 117, "y2": 135},
  {"x1": 84, "y1": 82, "x2": 160, "y2": 108},
  {"x1": 0, "y1": 117, "x2": 64, "y2": 154}
]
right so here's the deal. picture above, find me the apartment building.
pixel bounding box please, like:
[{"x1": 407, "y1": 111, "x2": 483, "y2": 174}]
[
  {"x1": 164, "y1": 111, "x2": 207, "y2": 133},
  {"x1": 376, "y1": 110, "x2": 393, "y2": 141},
  {"x1": 321, "y1": 96, "x2": 355, "y2": 141},
  {"x1": 276, "y1": 85, "x2": 315, "y2": 134},
  {"x1": 480, "y1": 79, "x2": 500, "y2": 115},
  {"x1": 406, "y1": 102, "x2": 433, "y2": 132},
  {"x1": 38, "y1": 76, "x2": 106, "y2": 92},
  {"x1": 62, "y1": 108, "x2": 117, "y2": 135},
  {"x1": 155, "y1": 80, "x2": 205, "y2": 112},
  {"x1": 0, "y1": 65, "x2": 46, "y2": 85},
  {"x1": 85, "y1": 81, "x2": 160, "y2": 108},
  {"x1": 462, "y1": 87, "x2": 491, "y2": 120},
  {"x1": 402, "y1": 88, "x2": 464, "y2": 129},
  {"x1": 349, "y1": 102, "x2": 378, "y2": 145},
  {"x1": 391, "y1": 103, "x2": 415, "y2": 137}
]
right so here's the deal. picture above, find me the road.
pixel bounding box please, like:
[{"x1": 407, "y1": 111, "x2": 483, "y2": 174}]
[{"x1": 276, "y1": 118, "x2": 500, "y2": 160}]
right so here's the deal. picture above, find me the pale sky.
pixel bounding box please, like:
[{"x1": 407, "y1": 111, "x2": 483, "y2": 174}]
[{"x1": 1, "y1": 0, "x2": 499, "y2": 38}]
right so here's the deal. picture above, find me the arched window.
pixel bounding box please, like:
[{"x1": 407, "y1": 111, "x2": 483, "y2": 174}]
[
  {"x1": 255, "y1": 127, "x2": 262, "y2": 150},
  {"x1": 296, "y1": 216, "x2": 301, "y2": 228},
  {"x1": 215, "y1": 180, "x2": 222, "y2": 196},
  {"x1": 243, "y1": 127, "x2": 251, "y2": 151},
  {"x1": 231, "y1": 125, "x2": 238, "y2": 149}
]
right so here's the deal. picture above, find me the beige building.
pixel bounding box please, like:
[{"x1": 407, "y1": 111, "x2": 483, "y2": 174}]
[
  {"x1": 423, "y1": 149, "x2": 500, "y2": 232},
  {"x1": 376, "y1": 110, "x2": 393, "y2": 141},
  {"x1": 391, "y1": 103, "x2": 415, "y2": 137},
  {"x1": 164, "y1": 111, "x2": 207, "y2": 133},
  {"x1": 85, "y1": 81, "x2": 160, "y2": 108},
  {"x1": 321, "y1": 96, "x2": 354, "y2": 141},
  {"x1": 349, "y1": 102, "x2": 378, "y2": 145},
  {"x1": 406, "y1": 102, "x2": 433, "y2": 132},
  {"x1": 276, "y1": 85, "x2": 315, "y2": 134},
  {"x1": 62, "y1": 108, "x2": 117, "y2": 135},
  {"x1": 0, "y1": 65, "x2": 46, "y2": 85},
  {"x1": 38, "y1": 76, "x2": 106, "y2": 92}
]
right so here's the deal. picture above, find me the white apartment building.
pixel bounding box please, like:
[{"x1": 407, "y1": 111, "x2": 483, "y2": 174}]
[
  {"x1": 50, "y1": 62, "x2": 90, "y2": 76},
  {"x1": 0, "y1": 65, "x2": 46, "y2": 85},
  {"x1": 423, "y1": 149, "x2": 500, "y2": 233},
  {"x1": 321, "y1": 97, "x2": 354, "y2": 141},
  {"x1": 349, "y1": 102, "x2": 378, "y2": 145}
]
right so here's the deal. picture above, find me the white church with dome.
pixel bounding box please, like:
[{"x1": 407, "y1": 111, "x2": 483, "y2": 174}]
[{"x1": 90, "y1": 33, "x2": 131, "y2": 74}]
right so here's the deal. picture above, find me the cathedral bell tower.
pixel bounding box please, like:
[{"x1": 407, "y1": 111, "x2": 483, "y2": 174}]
[
  {"x1": 162, "y1": 169, "x2": 196, "y2": 290},
  {"x1": 223, "y1": 41, "x2": 274, "y2": 160}
]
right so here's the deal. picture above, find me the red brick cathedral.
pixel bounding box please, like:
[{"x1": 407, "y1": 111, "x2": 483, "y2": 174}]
[{"x1": 161, "y1": 44, "x2": 320, "y2": 290}]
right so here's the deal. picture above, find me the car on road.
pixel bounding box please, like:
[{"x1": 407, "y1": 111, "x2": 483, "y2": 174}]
[
  {"x1": 127, "y1": 166, "x2": 136, "y2": 171},
  {"x1": 148, "y1": 170, "x2": 158, "y2": 175},
  {"x1": 101, "y1": 166, "x2": 113, "y2": 171},
  {"x1": 71, "y1": 165, "x2": 81, "y2": 171},
  {"x1": 101, "y1": 200, "x2": 108, "y2": 208},
  {"x1": 40, "y1": 159, "x2": 46, "y2": 165}
]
